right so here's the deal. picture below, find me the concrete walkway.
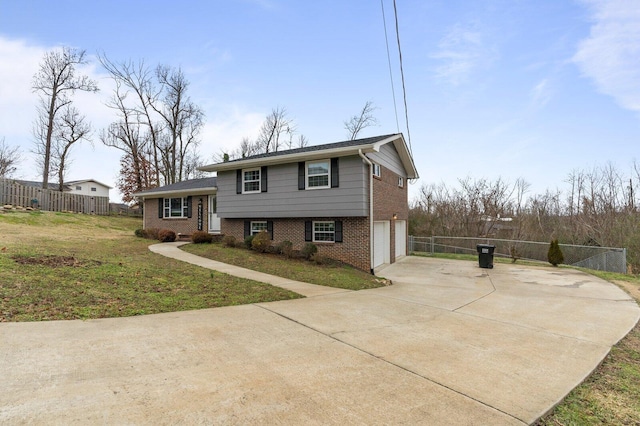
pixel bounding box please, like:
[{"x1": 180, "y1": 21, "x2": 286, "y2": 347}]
[
  {"x1": 1, "y1": 250, "x2": 638, "y2": 425},
  {"x1": 150, "y1": 242, "x2": 351, "y2": 297}
]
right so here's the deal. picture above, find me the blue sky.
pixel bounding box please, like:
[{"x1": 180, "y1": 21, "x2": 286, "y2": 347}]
[{"x1": 1, "y1": 0, "x2": 639, "y2": 203}]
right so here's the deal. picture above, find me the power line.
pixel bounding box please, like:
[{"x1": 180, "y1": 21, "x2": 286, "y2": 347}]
[
  {"x1": 380, "y1": 0, "x2": 400, "y2": 134},
  {"x1": 393, "y1": 0, "x2": 413, "y2": 155}
]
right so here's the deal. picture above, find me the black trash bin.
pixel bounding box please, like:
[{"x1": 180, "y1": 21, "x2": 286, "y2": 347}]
[{"x1": 476, "y1": 244, "x2": 495, "y2": 269}]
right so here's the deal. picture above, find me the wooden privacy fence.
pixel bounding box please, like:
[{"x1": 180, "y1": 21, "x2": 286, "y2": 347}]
[{"x1": 0, "y1": 178, "x2": 109, "y2": 215}]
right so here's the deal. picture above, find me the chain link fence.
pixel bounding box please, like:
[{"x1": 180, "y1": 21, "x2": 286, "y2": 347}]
[{"x1": 409, "y1": 235, "x2": 627, "y2": 274}]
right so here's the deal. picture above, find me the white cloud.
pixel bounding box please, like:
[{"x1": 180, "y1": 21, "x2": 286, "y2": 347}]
[
  {"x1": 198, "y1": 106, "x2": 265, "y2": 163},
  {"x1": 432, "y1": 23, "x2": 496, "y2": 86},
  {"x1": 0, "y1": 38, "x2": 45, "y2": 140},
  {"x1": 0, "y1": 36, "x2": 270, "y2": 201},
  {"x1": 0, "y1": 38, "x2": 132, "y2": 202},
  {"x1": 573, "y1": 0, "x2": 640, "y2": 112},
  {"x1": 530, "y1": 78, "x2": 552, "y2": 108}
]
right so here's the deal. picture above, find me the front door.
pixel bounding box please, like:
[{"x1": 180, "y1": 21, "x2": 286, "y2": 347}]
[{"x1": 208, "y1": 195, "x2": 221, "y2": 233}]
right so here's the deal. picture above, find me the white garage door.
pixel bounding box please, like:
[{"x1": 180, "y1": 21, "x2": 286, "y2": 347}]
[
  {"x1": 373, "y1": 221, "x2": 390, "y2": 268},
  {"x1": 395, "y1": 220, "x2": 407, "y2": 259}
]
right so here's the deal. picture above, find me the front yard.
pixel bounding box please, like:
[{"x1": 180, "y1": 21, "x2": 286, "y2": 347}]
[
  {"x1": 0, "y1": 212, "x2": 301, "y2": 321},
  {"x1": 182, "y1": 242, "x2": 386, "y2": 290},
  {"x1": 0, "y1": 211, "x2": 384, "y2": 322}
]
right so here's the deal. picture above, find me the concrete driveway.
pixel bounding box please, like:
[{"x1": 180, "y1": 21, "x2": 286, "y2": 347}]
[{"x1": 1, "y1": 256, "x2": 638, "y2": 425}]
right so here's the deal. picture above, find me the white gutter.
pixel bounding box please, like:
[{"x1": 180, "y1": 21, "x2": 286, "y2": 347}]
[{"x1": 358, "y1": 149, "x2": 375, "y2": 274}]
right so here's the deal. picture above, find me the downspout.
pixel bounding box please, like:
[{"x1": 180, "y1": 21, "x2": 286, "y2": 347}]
[
  {"x1": 140, "y1": 197, "x2": 146, "y2": 230},
  {"x1": 358, "y1": 149, "x2": 375, "y2": 274}
]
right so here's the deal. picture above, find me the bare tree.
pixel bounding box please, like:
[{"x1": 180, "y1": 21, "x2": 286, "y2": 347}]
[
  {"x1": 99, "y1": 55, "x2": 163, "y2": 185},
  {"x1": 255, "y1": 107, "x2": 295, "y2": 153},
  {"x1": 0, "y1": 137, "x2": 21, "y2": 178},
  {"x1": 32, "y1": 47, "x2": 98, "y2": 188},
  {"x1": 218, "y1": 108, "x2": 307, "y2": 162},
  {"x1": 99, "y1": 56, "x2": 204, "y2": 187},
  {"x1": 344, "y1": 101, "x2": 378, "y2": 140},
  {"x1": 51, "y1": 106, "x2": 92, "y2": 191},
  {"x1": 151, "y1": 65, "x2": 204, "y2": 184}
]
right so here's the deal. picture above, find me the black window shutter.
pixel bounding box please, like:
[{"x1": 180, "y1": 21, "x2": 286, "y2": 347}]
[
  {"x1": 186, "y1": 196, "x2": 192, "y2": 218},
  {"x1": 244, "y1": 220, "x2": 250, "y2": 238},
  {"x1": 298, "y1": 162, "x2": 305, "y2": 190},
  {"x1": 305, "y1": 221, "x2": 312, "y2": 242},
  {"x1": 158, "y1": 198, "x2": 163, "y2": 218},
  {"x1": 331, "y1": 158, "x2": 339, "y2": 188},
  {"x1": 236, "y1": 170, "x2": 242, "y2": 194},
  {"x1": 261, "y1": 166, "x2": 268, "y2": 192},
  {"x1": 267, "y1": 220, "x2": 273, "y2": 240},
  {"x1": 335, "y1": 220, "x2": 343, "y2": 243}
]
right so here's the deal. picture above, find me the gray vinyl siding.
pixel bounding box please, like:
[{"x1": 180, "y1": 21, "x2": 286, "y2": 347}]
[
  {"x1": 217, "y1": 155, "x2": 368, "y2": 218},
  {"x1": 367, "y1": 143, "x2": 407, "y2": 177}
]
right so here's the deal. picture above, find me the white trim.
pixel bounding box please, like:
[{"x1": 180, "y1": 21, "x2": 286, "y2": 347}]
[
  {"x1": 135, "y1": 187, "x2": 217, "y2": 198},
  {"x1": 163, "y1": 197, "x2": 188, "y2": 218},
  {"x1": 66, "y1": 179, "x2": 113, "y2": 189},
  {"x1": 372, "y1": 163, "x2": 381, "y2": 178},
  {"x1": 250, "y1": 220, "x2": 268, "y2": 235},
  {"x1": 358, "y1": 149, "x2": 375, "y2": 273},
  {"x1": 312, "y1": 220, "x2": 335, "y2": 243},
  {"x1": 242, "y1": 168, "x2": 261, "y2": 194},
  {"x1": 305, "y1": 160, "x2": 330, "y2": 190},
  {"x1": 208, "y1": 195, "x2": 221, "y2": 233}
]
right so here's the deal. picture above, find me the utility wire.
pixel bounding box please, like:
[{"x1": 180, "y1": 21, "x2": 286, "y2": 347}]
[
  {"x1": 380, "y1": 0, "x2": 400, "y2": 134},
  {"x1": 393, "y1": 0, "x2": 413, "y2": 155}
]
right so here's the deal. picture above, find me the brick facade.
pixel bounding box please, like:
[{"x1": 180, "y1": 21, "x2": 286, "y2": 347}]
[
  {"x1": 143, "y1": 195, "x2": 211, "y2": 236},
  {"x1": 221, "y1": 217, "x2": 370, "y2": 271},
  {"x1": 372, "y1": 164, "x2": 409, "y2": 263}
]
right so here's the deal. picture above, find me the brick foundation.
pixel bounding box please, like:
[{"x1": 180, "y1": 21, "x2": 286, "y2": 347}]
[{"x1": 221, "y1": 217, "x2": 370, "y2": 272}]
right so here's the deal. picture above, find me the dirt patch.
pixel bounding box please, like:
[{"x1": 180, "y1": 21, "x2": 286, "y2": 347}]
[{"x1": 12, "y1": 255, "x2": 102, "y2": 268}]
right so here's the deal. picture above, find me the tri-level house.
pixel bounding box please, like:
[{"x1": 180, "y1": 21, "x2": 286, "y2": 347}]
[{"x1": 135, "y1": 133, "x2": 418, "y2": 272}]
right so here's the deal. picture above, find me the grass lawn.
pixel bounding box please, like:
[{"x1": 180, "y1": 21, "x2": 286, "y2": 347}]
[
  {"x1": 182, "y1": 243, "x2": 387, "y2": 290},
  {"x1": 418, "y1": 252, "x2": 640, "y2": 425},
  {"x1": 0, "y1": 211, "x2": 301, "y2": 321}
]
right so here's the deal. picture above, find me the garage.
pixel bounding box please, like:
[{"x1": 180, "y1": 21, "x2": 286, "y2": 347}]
[
  {"x1": 395, "y1": 220, "x2": 407, "y2": 259},
  {"x1": 373, "y1": 221, "x2": 390, "y2": 268}
]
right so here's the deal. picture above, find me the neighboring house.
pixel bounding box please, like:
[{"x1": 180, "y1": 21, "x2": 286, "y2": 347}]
[
  {"x1": 135, "y1": 134, "x2": 418, "y2": 272},
  {"x1": 66, "y1": 179, "x2": 112, "y2": 198}
]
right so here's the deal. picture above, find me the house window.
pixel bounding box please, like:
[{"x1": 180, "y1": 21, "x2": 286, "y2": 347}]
[
  {"x1": 313, "y1": 221, "x2": 335, "y2": 242},
  {"x1": 398, "y1": 177, "x2": 404, "y2": 188},
  {"x1": 243, "y1": 168, "x2": 261, "y2": 193},
  {"x1": 372, "y1": 163, "x2": 381, "y2": 178},
  {"x1": 250, "y1": 221, "x2": 268, "y2": 235},
  {"x1": 91, "y1": 187, "x2": 97, "y2": 192},
  {"x1": 307, "y1": 160, "x2": 330, "y2": 189},
  {"x1": 164, "y1": 197, "x2": 188, "y2": 218},
  {"x1": 75, "y1": 185, "x2": 82, "y2": 190}
]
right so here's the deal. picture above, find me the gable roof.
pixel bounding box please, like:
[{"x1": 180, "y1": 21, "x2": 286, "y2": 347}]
[
  {"x1": 134, "y1": 177, "x2": 218, "y2": 198},
  {"x1": 66, "y1": 179, "x2": 113, "y2": 189},
  {"x1": 199, "y1": 133, "x2": 419, "y2": 179}
]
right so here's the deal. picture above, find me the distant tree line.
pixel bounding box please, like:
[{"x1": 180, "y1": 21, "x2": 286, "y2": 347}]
[
  {"x1": 19, "y1": 45, "x2": 381, "y2": 203},
  {"x1": 410, "y1": 163, "x2": 640, "y2": 272}
]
